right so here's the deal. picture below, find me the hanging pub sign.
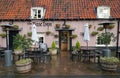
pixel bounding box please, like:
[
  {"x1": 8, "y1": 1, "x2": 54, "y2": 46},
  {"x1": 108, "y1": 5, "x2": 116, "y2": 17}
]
[{"x1": 27, "y1": 21, "x2": 52, "y2": 27}]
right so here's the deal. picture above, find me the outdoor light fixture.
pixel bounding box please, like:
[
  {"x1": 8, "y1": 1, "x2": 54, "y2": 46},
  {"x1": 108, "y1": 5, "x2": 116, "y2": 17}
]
[{"x1": 62, "y1": 21, "x2": 66, "y2": 29}]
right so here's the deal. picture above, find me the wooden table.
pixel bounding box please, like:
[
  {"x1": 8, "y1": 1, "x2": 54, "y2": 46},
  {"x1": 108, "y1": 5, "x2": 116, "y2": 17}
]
[
  {"x1": 26, "y1": 48, "x2": 43, "y2": 63},
  {"x1": 81, "y1": 47, "x2": 97, "y2": 62}
]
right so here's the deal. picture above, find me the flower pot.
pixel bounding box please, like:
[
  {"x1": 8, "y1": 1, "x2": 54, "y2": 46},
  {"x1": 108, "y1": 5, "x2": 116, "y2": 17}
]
[
  {"x1": 100, "y1": 62, "x2": 118, "y2": 71},
  {"x1": 16, "y1": 62, "x2": 32, "y2": 73},
  {"x1": 50, "y1": 49, "x2": 57, "y2": 55}
]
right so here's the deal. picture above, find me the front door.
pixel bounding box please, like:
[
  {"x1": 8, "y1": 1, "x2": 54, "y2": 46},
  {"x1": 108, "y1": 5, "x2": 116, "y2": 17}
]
[{"x1": 61, "y1": 31, "x2": 69, "y2": 51}]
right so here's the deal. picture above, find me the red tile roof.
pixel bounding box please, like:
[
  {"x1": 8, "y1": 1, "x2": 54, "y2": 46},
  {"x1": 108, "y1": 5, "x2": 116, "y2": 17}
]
[{"x1": 0, "y1": 0, "x2": 120, "y2": 20}]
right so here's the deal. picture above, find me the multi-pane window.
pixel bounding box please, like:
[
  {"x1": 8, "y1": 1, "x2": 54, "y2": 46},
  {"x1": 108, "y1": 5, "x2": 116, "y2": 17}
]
[
  {"x1": 97, "y1": 36, "x2": 104, "y2": 45},
  {"x1": 31, "y1": 7, "x2": 45, "y2": 19}
]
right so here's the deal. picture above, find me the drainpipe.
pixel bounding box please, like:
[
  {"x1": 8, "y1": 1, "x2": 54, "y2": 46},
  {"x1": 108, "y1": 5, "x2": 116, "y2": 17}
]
[{"x1": 116, "y1": 21, "x2": 120, "y2": 58}]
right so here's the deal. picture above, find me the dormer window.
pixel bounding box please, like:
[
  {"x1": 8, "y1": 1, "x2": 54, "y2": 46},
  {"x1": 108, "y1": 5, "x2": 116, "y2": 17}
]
[
  {"x1": 97, "y1": 6, "x2": 110, "y2": 19},
  {"x1": 31, "y1": 7, "x2": 46, "y2": 19}
]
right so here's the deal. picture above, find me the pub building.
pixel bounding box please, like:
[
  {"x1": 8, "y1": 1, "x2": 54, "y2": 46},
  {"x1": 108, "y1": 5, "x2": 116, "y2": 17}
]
[{"x1": 0, "y1": 0, "x2": 120, "y2": 53}]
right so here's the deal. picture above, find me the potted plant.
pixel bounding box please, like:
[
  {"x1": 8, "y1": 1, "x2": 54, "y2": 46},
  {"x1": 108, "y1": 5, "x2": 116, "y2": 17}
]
[
  {"x1": 100, "y1": 57, "x2": 119, "y2": 71},
  {"x1": 75, "y1": 41, "x2": 81, "y2": 50},
  {"x1": 71, "y1": 34, "x2": 78, "y2": 39},
  {"x1": 13, "y1": 34, "x2": 33, "y2": 55},
  {"x1": 55, "y1": 24, "x2": 61, "y2": 28},
  {"x1": 54, "y1": 34, "x2": 59, "y2": 38},
  {"x1": 98, "y1": 32, "x2": 114, "y2": 57},
  {"x1": 15, "y1": 58, "x2": 33, "y2": 73},
  {"x1": 46, "y1": 31, "x2": 51, "y2": 35},
  {"x1": 97, "y1": 27, "x2": 104, "y2": 31},
  {"x1": 91, "y1": 31, "x2": 98, "y2": 36},
  {"x1": 27, "y1": 32, "x2": 32, "y2": 37},
  {"x1": 13, "y1": 34, "x2": 33, "y2": 73},
  {"x1": 0, "y1": 33, "x2": 6, "y2": 38},
  {"x1": 106, "y1": 24, "x2": 115, "y2": 30},
  {"x1": 49, "y1": 41, "x2": 57, "y2": 55},
  {"x1": 89, "y1": 24, "x2": 92, "y2": 29},
  {"x1": 65, "y1": 25, "x2": 70, "y2": 29},
  {"x1": 13, "y1": 25, "x2": 19, "y2": 29},
  {"x1": 71, "y1": 41, "x2": 81, "y2": 62}
]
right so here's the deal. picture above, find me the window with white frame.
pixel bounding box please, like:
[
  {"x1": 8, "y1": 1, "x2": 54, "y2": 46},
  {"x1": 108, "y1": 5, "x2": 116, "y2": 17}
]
[
  {"x1": 31, "y1": 7, "x2": 46, "y2": 19},
  {"x1": 96, "y1": 32, "x2": 114, "y2": 46}
]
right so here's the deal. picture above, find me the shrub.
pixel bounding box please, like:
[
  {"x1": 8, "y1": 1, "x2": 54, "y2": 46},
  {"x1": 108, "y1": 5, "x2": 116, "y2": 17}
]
[
  {"x1": 75, "y1": 41, "x2": 80, "y2": 50},
  {"x1": 100, "y1": 57, "x2": 119, "y2": 64},
  {"x1": 51, "y1": 41, "x2": 56, "y2": 50}
]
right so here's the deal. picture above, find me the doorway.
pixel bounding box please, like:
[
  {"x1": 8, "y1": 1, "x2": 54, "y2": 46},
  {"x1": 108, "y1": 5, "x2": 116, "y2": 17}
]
[
  {"x1": 9, "y1": 31, "x2": 19, "y2": 50},
  {"x1": 61, "y1": 31, "x2": 69, "y2": 51}
]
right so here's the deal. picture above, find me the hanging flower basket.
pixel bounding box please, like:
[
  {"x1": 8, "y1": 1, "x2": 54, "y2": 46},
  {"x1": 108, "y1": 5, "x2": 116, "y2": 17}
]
[
  {"x1": 65, "y1": 25, "x2": 71, "y2": 29},
  {"x1": 71, "y1": 34, "x2": 78, "y2": 39},
  {"x1": 27, "y1": 32, "x2": 32, "y2": 37},
  {"x1": 46, "y1": 31, "x2": 51, "y2": 35},
  {"x1": 13, "y1": 25, "x2": 19, "y2": 29},
  {"x1": 91, "y1": 31, "x2": 98, "y2": 36},
  {"x1": 89, "y1": 24, "x2": 92, "y2": 29},
  {"x1": 0, "y1": 33, "x2": 6, "y2": 38},
  {"x1": 97, "y1": 27, "x2": 104, "y2": 31},
  {"x1": 55, "y1": 24, "x2": 61, "y2": 28},
  {"x1": 54, "y1": 34, "x2": 59, "y2": 38},
  {"x1": 106, "y1": 24, "x2": 115, "y2": 29}
]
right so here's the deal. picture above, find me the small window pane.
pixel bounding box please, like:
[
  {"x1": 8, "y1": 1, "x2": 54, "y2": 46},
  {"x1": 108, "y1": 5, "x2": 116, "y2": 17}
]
[
  {"x1": 33, "y1": 9, "x2": 37, "y2": 18},
  {"x1": 38, "y1": 10, "x2": 41, "y2": 18}
]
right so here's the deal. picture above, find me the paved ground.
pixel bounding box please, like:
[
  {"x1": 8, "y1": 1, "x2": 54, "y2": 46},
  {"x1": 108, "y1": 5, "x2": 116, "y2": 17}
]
[{"x1": 0, "y1": 51, "x2": 120, "y2": 78}]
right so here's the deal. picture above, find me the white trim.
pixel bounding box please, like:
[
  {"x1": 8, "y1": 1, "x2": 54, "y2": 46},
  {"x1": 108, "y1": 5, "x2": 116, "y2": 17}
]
[
  {"x1": 95, "y1": 44, "x2": 112, "y2": 47},
  {"x1": 31, "y1": 7, "x2": 45, "y2": 19}
]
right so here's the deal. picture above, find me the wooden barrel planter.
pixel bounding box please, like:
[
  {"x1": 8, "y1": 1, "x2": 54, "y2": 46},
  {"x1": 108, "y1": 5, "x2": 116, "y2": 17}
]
[
  {"x1": 100, "y1": 63, "x2": 118, "y2": 71},
  {"x1": 100, "y1": 57, "x2": 119, "y2": 71},
  {"x1": 15, "y1": 58, "x2": 32, "y2": 73}
]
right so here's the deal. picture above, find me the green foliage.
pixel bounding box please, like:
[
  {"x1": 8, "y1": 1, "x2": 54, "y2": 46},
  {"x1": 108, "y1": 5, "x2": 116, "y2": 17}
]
[
  {"x1": 13, "y1": 25, "x2": 19, "y2": 29},
  {"x1": 71, "y1": 34, "x2": 78, "y2": 39},
  {"x1": 91, "y1": 31, "x2": 98, "y2": 36},
  {"x1": 89, "y1": 24, "x2": 92, "y2": 29},
  {"x1": 27, "y1": 32, "x2": 32, "y2": 37},
  {"x1": 75, "y1": 41, "x2": 80, "y2": 50},
  {"x1": 100, "y1": 57, "x2": 119, "y2": 64},
  {"x1": 107, "y1": 24, "x2": 115, "y2": 29},
  {"x1": 13, "y1": 34, "x2": 33, "y2": 51},
  {"x1": 0, "y1": 33, "x2": 6, "y2": 38},
  {"x1": 97, "y1": 27, "x2": 104, "y2": 31},
  {"x1": 51, "y1": 41, "x2": 56, "y2": 50},
  {"x1": 46, "y1": 31, "x2": 51, "y2": 35},
  {"x1": 98, "y1": 32, "x2": 114, "y2": 45},
  {"x1": 15, "y1": 58, "x2": 32, "y2": 65}
]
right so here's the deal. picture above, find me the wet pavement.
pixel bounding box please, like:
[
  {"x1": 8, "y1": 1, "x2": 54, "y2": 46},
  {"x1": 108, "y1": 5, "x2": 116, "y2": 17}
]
[{"x1": 0, "y1": 51, "x2": 120, "y2": 78}]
